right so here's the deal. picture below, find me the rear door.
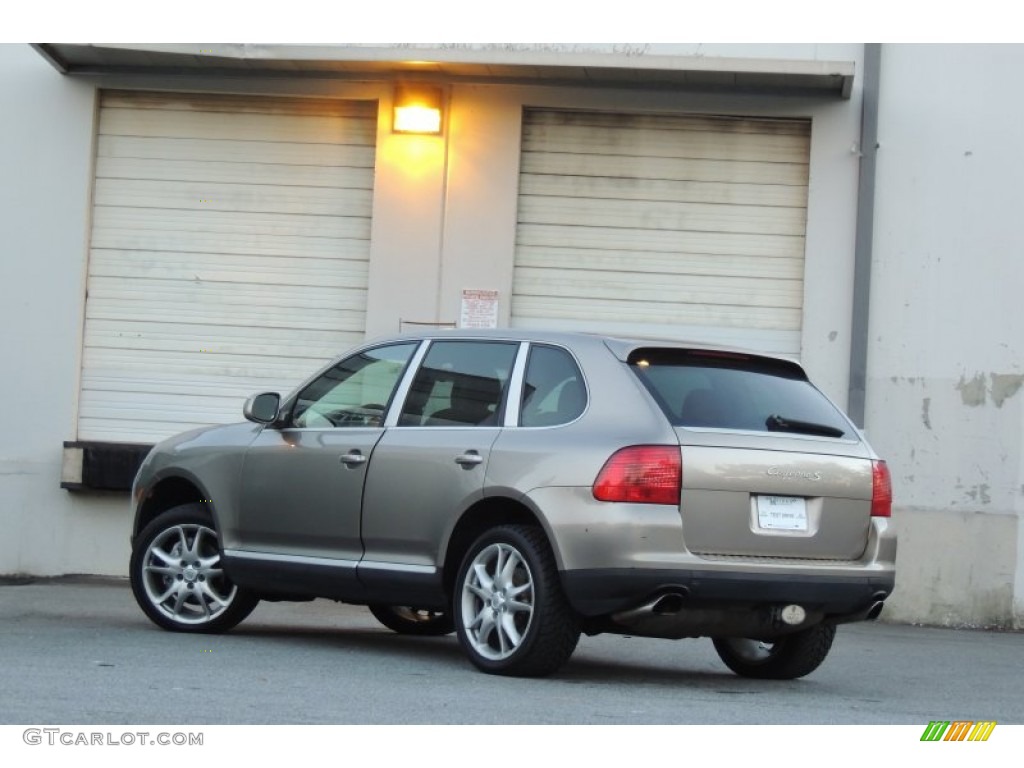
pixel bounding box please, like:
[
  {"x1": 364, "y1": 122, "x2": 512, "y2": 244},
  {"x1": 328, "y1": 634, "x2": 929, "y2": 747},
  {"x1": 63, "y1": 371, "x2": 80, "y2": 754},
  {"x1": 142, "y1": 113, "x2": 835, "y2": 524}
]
[
  {"x1": 628, "y1": 347, "x2": 875, "y2": 560},
  {"x1": 677, "y1": 445, "x2": 873, "y2": 560},
  {"x1": 359, "y1": 340, "x2": 520, "y2": 589}
]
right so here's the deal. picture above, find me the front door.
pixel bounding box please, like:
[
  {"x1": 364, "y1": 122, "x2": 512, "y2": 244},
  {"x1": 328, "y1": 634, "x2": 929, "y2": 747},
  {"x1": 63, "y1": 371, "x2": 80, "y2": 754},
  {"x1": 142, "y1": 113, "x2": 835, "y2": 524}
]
[{"x1": 234, "y1": 342, "x2": 420, "y2": 574}]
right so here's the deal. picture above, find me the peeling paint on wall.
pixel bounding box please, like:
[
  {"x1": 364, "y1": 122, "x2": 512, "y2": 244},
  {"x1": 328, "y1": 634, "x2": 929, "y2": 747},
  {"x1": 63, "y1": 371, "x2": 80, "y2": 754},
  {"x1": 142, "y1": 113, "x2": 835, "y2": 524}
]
[
  {"x1": 954, "y1": 372, "x2": 1023, "y2": 407},
  {"x1": 956, "y1": 373, "x2": 987, "y2": 406},
  {"x1": 921, "y1": 397, "x2": 932, "y2": 429},
  {"x1": 961, "y1": 483, "x2": 992, "y2": 505},
  {"x1": 990, "y1": 373, "x2": 1023, "y2": 407}
]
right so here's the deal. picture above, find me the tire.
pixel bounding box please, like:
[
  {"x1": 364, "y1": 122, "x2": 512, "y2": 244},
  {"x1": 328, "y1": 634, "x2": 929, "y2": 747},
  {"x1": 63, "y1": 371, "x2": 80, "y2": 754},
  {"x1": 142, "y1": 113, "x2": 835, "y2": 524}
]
[
  {"x1": 129, "y1": 504, "x2": 259, "y2": 634},
  {"x1": 712, "y1": 624, "x2": 837, "y2": 680},
  {"x1": 453, "y1": 525, "x2": 580, "y2": 677},
  {"x1": 368, "y1": 605, "x2": 454, "y2": 636}
]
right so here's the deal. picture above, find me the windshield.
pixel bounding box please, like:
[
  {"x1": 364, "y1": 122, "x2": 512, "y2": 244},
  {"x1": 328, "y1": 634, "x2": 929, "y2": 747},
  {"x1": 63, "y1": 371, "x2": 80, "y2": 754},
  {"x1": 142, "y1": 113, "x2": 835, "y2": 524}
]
[{"x1": 628, "y1": 349, "x2": 852, "y2": 437}]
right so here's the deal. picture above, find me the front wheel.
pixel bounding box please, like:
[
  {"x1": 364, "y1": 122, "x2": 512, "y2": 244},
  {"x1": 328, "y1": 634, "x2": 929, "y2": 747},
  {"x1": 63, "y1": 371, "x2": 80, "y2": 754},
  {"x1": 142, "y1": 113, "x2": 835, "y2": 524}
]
[
  {"x1": 454, "y1": 525, "x2": 580, "y2": 677},
  {"x1": 129, "y1": 504, "x2": 259, "y2": 634},
  {"x1": 368, "y1": 605, "x2": 454, "y2": 636},
  {"x1": 712, "y1": 624, "x2": 837, "y2": 680}
]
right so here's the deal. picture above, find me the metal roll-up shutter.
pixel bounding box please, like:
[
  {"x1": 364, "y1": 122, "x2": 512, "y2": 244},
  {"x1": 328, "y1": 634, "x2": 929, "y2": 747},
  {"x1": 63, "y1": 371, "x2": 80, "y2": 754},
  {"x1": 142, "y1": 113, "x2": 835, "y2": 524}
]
[
  {"x1": 512, "y1": 109, "x2": 810, "y2": 356},
  {"x1": 79, "y1": 91, "x2": 377, "y2": 442}
]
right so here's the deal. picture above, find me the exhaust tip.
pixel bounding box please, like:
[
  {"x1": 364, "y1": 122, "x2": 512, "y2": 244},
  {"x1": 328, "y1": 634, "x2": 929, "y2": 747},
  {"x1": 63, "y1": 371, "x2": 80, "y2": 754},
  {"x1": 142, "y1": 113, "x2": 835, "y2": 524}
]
[
  {"x1": 866, "y1": 601, "x2": 885, "y2": 621},
  {"x1": 651, "y1": 591, "x2": 688, "y2": 614},
  {"x1": 780, "y1": 604, "x2": 807, "y2": 626}
]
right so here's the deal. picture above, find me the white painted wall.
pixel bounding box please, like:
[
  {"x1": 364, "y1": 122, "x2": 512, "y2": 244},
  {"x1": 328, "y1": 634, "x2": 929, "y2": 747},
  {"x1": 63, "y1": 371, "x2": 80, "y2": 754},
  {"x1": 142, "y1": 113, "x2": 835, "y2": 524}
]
[
  {"x1": 0, "y1": 44, "x2": 122, "y2": 574},
  {"x1": 868, "y1": 44, "x2": 1024, "y2": 627}
]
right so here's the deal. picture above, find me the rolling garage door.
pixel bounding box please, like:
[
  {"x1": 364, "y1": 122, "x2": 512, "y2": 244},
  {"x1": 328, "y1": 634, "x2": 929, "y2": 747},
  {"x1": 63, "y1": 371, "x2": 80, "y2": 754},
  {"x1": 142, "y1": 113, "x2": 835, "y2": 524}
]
[
  {"x1": 511, "y1": 109, "x2": 810, "y2": 356},
  {"x1": 78, "y1": 91, "x2": 377, "y2": 442}
]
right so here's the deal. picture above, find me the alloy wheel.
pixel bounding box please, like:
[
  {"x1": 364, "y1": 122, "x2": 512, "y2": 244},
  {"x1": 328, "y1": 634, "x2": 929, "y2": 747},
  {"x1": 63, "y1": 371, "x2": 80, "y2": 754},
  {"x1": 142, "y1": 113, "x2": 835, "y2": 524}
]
[
  {"x1": 139, "y1": 522, "x2": 237, "y2": 625},
  {"x1": 459, "y1": 542, "x2": 536, "y2": 661}
]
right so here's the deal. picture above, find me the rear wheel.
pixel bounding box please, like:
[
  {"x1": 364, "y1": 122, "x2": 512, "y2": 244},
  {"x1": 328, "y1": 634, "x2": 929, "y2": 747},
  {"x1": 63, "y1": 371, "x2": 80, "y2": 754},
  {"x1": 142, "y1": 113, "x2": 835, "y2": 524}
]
[
  {"x1": 368, "y1": 605, "x2": 454, "y2": 636},
  {"x1": 130, "y1": 504, "x2": 258, "y2": 634},
  {"x1": 712, "y1": 624, "x2": 836, "y2": 680},
  {"x1": 454, "y1": 525, "x2": 580, "y2": 677}
]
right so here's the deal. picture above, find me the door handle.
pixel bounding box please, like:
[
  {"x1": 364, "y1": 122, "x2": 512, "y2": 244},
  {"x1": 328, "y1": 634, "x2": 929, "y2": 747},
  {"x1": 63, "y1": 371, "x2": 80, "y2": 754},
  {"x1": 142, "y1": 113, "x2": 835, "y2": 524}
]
[
  {"x1": 455, "y1": 451, "x2": 484, "y2": 467},
  {"x1": 340, "y1": 450, "x2": 367, "y2": 467}
]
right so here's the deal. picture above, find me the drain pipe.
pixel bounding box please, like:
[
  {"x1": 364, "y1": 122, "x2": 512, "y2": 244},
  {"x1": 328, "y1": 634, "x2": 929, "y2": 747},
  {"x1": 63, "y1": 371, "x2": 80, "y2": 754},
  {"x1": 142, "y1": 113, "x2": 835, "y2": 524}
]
[{"x1": 847, "y1": 43, "x2": 882, "y2": 428}]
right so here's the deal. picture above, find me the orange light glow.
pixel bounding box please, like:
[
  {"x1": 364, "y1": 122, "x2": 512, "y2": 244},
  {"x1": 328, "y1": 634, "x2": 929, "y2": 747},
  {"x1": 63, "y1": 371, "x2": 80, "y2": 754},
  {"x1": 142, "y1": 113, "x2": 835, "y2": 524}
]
[
  {"x1": 393, "y1": 84, "x2": 443, "y2": 134},
  {"x1": 394, "y1": 105, "x2": 442, "y2": 134}
]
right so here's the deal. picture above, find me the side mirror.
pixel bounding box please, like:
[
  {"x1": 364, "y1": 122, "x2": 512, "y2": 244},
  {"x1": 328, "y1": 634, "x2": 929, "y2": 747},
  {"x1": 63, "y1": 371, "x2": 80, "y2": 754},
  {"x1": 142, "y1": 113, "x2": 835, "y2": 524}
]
[{"x1": 243, "y1": 392, "x2": 281, "y2": 424}]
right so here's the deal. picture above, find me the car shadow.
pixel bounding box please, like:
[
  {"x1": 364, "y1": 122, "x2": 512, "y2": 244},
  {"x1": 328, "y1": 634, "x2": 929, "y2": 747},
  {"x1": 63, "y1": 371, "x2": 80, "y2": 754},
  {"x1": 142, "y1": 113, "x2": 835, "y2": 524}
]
[{"x1": 224, "y1": 621, "x2": 810, "y2": 690}]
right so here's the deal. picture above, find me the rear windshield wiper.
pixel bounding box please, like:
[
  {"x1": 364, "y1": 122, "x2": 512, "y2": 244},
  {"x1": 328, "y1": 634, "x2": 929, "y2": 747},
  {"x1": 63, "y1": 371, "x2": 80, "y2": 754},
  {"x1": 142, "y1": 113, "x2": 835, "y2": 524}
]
[{"x1": 765, "y1": 414, "x2": 845, "y2": 438}]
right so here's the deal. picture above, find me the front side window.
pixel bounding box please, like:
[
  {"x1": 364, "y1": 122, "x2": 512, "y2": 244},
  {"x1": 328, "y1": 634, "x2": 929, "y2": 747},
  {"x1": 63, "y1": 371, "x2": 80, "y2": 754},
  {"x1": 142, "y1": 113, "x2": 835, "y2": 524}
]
[
  {"x1": 629, "y1": 348, "x2": 851, "y2": 438},
  {"x1": 290, "y1": 343, "x2": 417, "y2": 428},
  {"x1": 519, "y1": 345, "x2": 586, "y2": 427},
  {"x1": 399, "y1": 341, "x2": 518, "y2": 427}
]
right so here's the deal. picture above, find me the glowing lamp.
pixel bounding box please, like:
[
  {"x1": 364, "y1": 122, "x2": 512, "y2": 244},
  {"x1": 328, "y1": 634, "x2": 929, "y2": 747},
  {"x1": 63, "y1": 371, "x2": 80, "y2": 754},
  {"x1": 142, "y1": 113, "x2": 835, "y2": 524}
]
[{"x1": 393, "y1": 85, "x2": 443, "y2": 134}]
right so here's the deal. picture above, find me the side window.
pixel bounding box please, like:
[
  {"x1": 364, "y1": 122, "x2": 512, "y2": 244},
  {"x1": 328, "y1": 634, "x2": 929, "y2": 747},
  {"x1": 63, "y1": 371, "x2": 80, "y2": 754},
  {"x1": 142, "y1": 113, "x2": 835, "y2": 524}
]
[
  {"x1": 519, "y1": 345, "x2": 586, "y2": 427},
  {"x1": 290, "y1": 343, "x2": 417, "y2": 428},
  {"x1": 399, "y1": 341, "x2": 518, "y2": 427}
]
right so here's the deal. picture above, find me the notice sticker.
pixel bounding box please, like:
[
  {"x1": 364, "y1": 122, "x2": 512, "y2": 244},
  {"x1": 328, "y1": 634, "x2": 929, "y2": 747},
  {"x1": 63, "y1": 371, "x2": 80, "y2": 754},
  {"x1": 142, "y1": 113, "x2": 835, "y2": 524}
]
[{"x1": 459, "y1": 289, "x2": 499, "y2": 329}]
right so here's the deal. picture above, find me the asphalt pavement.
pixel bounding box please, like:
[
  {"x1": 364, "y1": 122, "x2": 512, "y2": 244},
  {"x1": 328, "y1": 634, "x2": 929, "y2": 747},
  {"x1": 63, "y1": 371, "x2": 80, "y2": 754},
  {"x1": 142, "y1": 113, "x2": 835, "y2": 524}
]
[{"x1": 1, "y1": 576, "x2": 1022, "y2": 725}]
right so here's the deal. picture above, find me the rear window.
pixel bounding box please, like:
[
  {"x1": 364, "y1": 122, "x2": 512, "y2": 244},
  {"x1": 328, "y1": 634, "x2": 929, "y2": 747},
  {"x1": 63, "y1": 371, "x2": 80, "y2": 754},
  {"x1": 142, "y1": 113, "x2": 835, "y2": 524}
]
[{"x1": 628, "y1": 348, "x2": 852, "y2": 438}]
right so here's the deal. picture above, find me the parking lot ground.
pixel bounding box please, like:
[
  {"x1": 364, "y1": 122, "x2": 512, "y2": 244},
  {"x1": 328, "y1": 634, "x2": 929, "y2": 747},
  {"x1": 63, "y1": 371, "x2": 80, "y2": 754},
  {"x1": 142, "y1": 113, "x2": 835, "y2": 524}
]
[{"x1": 1, "y1": 576, "x2": 1022, "y2": 726}]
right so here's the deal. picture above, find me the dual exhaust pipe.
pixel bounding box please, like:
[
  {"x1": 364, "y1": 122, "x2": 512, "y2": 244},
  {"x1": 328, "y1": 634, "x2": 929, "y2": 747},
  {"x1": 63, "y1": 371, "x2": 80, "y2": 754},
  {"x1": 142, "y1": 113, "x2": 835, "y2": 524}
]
[
  {"x1": 649, "y1": 590, "x2": 887, "y2": 623},
  {"x1": 612, "y1": 589, "x2": 887, "y2": 639}
]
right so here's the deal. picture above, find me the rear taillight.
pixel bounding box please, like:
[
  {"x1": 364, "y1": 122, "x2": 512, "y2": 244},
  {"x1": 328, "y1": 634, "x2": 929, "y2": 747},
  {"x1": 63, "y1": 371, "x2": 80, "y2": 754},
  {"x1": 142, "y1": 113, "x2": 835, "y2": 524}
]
[
  {"x1": 871, "y1": 460, "x2": 892, "y2": 518},
  {"x1": 593, "y1": 446, "x2": 681, "y2": 505}
]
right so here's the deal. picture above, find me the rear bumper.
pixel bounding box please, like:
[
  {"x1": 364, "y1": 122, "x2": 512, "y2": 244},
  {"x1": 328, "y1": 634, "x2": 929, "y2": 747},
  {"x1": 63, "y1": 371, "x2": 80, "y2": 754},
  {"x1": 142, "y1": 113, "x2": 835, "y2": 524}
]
[
  {"x1": 528, "y1": 486, "x2": 897, "y2": 622},
  {"x1": 561, "y1": 567, "x2": 895, "y2": 618}
]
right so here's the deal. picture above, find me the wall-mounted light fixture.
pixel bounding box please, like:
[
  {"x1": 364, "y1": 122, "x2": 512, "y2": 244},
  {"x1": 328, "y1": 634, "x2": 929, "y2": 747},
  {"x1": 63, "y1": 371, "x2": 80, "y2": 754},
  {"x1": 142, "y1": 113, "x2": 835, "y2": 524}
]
[{"x1": 393, "y1": 84, "x2": 443, "y2": 134}]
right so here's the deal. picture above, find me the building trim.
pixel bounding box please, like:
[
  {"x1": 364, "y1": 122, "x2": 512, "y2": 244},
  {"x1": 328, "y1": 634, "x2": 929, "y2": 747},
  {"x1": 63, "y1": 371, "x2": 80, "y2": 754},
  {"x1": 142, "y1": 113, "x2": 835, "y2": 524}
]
[{"x1": 32, "y1": 43, "x2": 855, "y2": 99}]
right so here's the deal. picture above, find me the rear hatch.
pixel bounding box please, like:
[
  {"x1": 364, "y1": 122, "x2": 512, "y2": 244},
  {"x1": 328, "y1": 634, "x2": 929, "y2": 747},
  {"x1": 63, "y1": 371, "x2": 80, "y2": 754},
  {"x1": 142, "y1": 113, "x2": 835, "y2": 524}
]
[{"x1": 626, "y1": 346, "x2": 877, "y2": 561}]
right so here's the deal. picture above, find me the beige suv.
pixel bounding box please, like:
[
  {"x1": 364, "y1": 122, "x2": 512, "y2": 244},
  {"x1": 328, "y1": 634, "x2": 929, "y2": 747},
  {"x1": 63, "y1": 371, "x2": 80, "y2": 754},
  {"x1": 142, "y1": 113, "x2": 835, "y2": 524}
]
[{"x1": 129, "y1": 331, "x2": 895, "y2": 679}]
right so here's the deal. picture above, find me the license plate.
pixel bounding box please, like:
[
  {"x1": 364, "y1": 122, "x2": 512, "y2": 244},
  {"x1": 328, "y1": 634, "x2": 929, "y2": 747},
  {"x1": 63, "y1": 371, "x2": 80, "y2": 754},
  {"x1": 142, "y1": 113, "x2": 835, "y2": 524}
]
[{"x1": 756, "y1": 495, "x2": 808, "y2": 531}]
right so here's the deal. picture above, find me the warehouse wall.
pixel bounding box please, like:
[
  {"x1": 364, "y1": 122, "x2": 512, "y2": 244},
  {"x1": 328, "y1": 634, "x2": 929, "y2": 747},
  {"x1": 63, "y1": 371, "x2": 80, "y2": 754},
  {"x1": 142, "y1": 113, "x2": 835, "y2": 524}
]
[
  {"x1": 1, "y1": 43, "x2": 868, "y2": 586},
  {"x1": 868, "y1": 44, "x2": 1024, "y2": 627},
  {"x1": 0, "y1": 44, "x2": 115, "y2": 574}
]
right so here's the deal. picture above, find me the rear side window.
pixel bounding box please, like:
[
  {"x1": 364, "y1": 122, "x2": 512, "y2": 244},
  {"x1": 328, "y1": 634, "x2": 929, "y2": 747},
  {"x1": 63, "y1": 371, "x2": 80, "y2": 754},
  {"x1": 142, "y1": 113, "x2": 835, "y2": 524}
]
[
  {"x1": 519, "y1": 345, "x2": 586, "y2": 427},
  {"x1": 629, "y1": 349, "x2": 851, "y2": 438}
]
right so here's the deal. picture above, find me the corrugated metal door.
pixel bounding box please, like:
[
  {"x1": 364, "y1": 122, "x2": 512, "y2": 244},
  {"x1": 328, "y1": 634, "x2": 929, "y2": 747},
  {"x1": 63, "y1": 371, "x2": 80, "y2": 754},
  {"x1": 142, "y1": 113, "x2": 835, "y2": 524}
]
[
  {"x1": 79, "y1": 91, "x2": 377, "y2": 442},
  {"x1": 512, "y1": 109, "x2": 810, "y2": 356}
]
